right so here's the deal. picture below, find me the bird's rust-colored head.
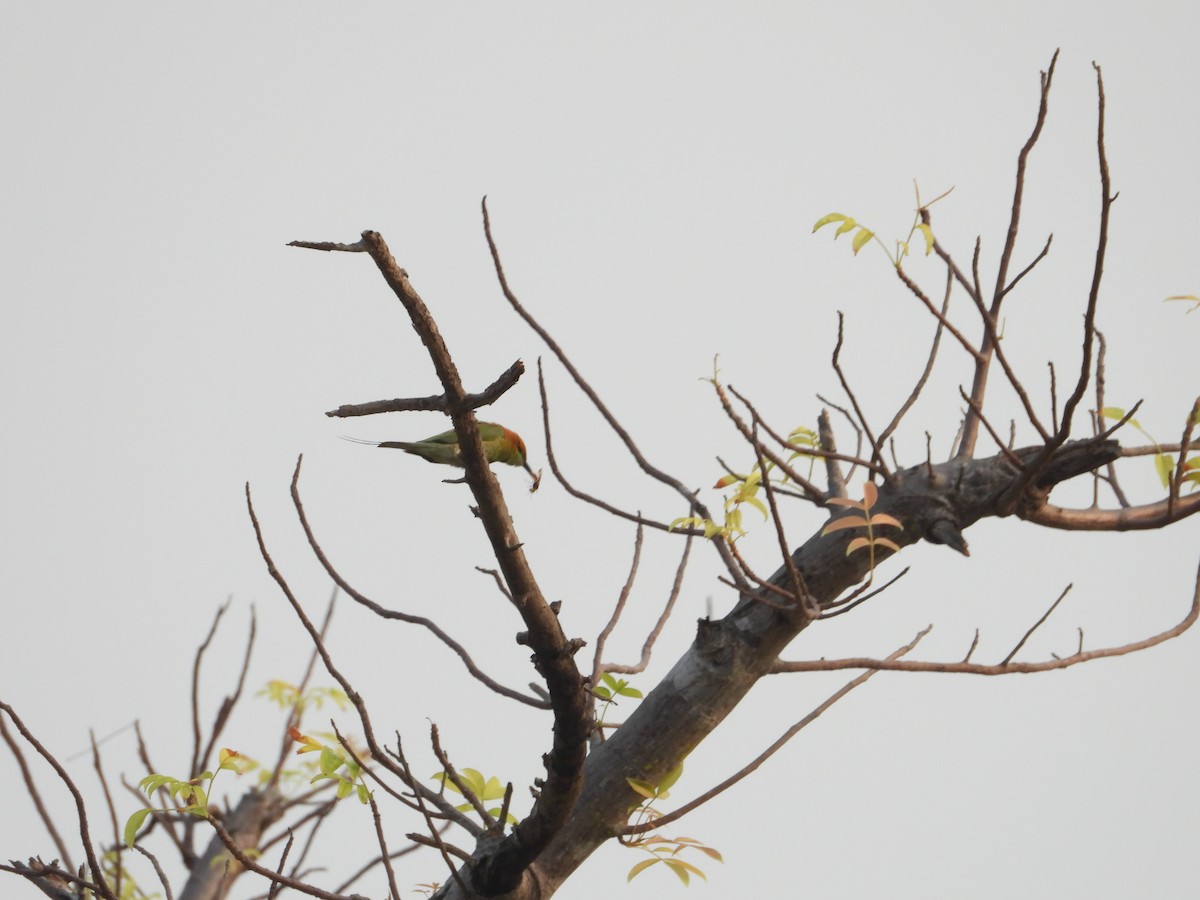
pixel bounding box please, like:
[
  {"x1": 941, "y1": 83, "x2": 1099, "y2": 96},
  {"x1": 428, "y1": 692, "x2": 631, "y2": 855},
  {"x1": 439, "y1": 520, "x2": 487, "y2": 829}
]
[{"x1": 500, "y1": 426, "x2": 541, "y2": 492}]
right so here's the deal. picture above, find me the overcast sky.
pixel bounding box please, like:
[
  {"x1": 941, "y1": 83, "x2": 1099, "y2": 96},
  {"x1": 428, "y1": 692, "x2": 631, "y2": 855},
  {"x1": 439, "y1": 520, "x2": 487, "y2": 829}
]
[{"x1": 3, "y1": 4, "x2": 1199, "y2": 899}]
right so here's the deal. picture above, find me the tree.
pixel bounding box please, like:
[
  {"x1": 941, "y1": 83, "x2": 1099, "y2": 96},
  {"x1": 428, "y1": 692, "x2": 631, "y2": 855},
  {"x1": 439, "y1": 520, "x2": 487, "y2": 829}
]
[{"x1": 4, "y1": 52, "x2": 1198, "y2": 900}]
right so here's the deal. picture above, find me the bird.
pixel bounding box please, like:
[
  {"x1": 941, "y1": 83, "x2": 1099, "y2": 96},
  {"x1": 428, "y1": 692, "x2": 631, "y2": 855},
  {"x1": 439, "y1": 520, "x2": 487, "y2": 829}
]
[{"x1": 347, "y1": 422, "x2": 540, "y2": 491}]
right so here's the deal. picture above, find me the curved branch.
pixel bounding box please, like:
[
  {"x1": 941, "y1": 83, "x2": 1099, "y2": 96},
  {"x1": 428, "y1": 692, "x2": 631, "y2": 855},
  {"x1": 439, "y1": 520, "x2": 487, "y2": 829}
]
[
  {"x1": 1025, "y1": 492, "x2": 1200, "y2": 530},
  {"x1": 290, "y1": 467, "x2": 549, "y2": 709},
  {"x1": 536, "y1": 360, "x2": 693, "y2": 535},
  {"x1": 483, "y1": 200, "x2": 742, "y2": 582}
]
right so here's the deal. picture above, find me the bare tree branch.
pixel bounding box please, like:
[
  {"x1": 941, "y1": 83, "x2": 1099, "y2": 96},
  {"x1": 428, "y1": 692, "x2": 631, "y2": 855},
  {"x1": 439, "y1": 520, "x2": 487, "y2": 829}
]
[
  {"x1": 0, "y1": 704, "x2": 118, "y2": 900},
  {"x1": 325, "y1": 359, "x2": 526, "y2": 419}
]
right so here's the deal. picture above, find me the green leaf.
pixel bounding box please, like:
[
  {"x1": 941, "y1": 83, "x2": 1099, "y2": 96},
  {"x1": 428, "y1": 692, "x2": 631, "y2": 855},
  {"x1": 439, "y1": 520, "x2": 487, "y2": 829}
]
[
  {"x1": 462, "y1": 769, "x2": 487, "y2": 796},
  {"x1": 851, "y1": 228, "x2": 874, "y2": 254},
  {"x1": 1100, "y1": 406, "x2": 1143, "y2": 430},
  {"x1": 481, "y1": 776, "x2": 506, "y2": 802},
  {"x1": 123, "y1": 808, "x2": 152, "y2": 848},
  {"x1": 336, "y1": 778, "x2": 353, "y2": 800},
  {"x1": 319, "y1": 746, "x2": 344, "y2": 776},
  {"x1": 357, "y1": 783, "x2": 371, "y2": 805},
  {"x1": 812, "y1": 213, "x2": 847, "y2": 233},
  {"x1": 834, "y1": 217, "x2": 859, "y2": 237},
  {"x1": 657, "y1": 762, "x2": 685, "y2": 793},
  {"x1": 1155, "y1": 452, "x2": 1175, "y2": 488},
  {"x1": 626, "y1": 778, "x2": 658, "y2": 800},
  {"x1": 137, "y1": 774, "x2": 175, "y2": 796}
]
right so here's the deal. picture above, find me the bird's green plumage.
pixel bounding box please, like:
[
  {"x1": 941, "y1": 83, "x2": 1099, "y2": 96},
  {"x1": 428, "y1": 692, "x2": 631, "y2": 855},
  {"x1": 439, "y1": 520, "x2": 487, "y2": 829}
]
[{"x1": 375, "y1": 422, "x2": 530, "y2": 471}]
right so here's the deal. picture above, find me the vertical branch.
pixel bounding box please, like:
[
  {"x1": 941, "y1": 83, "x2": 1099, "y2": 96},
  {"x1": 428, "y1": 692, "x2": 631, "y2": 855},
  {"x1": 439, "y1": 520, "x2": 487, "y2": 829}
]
[
  {"x1": 998, "y1": 61, "x2": 1113, "y2": 513},
  {"x1": 959, "y1": 50, "x2": 1059, "y2": 458}
]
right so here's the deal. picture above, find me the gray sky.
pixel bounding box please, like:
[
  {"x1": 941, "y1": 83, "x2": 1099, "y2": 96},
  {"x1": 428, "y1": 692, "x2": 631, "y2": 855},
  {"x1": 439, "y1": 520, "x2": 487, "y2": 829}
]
[{"x1": 2, "y1": 4, "x2": 1198, "y2": 898}]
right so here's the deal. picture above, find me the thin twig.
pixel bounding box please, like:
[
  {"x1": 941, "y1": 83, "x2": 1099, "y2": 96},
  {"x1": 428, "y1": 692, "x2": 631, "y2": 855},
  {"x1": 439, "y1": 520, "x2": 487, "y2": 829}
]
[
  {"x1": 998, "y1": 59, "x2": 1112, "y2": 512},
  {"x1": 591, "y1": 524, "x2": 645, "y2": 695},
  {"x1": 1000, "y1": 584, "x2": 1072, "y2": 665},
  {"x1": 484, "y1": 200, "x2": 735, "y2": 576},
  {"x1": 535, "y1": 360, "x2": 697, "y2": 535},
  {"x1": 832, "y1": 313, "x2": 889, "y2": 476},
  {"x1": 0, "y1": 714, "x2": 75, "y2": 868},
  {"x1": 818, "y1": 567, "x2": 911, "y2": 619},
  {"x1": 603, "y1": 533, "x2": 693, "y2": 676},
  {"x1": 773, "y1": 559, "x2": 1199, "y2": 675},
  {"x1": 132, "y1": 846, "x2": 174, "y2": 900},
  {"x1": 878, "y1": 267, "x2": 953, "y2": 449}
]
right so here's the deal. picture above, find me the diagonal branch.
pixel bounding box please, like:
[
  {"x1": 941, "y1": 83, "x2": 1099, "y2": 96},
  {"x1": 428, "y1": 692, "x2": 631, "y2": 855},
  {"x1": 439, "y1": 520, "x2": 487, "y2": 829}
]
[{"x1": 295, "y1": 228, "x2": 589, "y2": 895}]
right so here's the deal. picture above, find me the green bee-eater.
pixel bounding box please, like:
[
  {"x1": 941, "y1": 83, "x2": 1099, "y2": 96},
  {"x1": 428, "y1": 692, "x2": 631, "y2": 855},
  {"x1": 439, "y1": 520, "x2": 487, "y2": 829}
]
[{"x1": 350, "y1": 423, "x2": 540, "y2": 490}]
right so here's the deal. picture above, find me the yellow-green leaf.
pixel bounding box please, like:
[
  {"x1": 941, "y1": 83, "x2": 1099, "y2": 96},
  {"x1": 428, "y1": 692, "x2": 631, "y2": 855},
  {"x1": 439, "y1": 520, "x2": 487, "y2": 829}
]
[
  {"x1": 812, "y1": 213, "x2": 847, "y2": 233},
  {"x1": 664, "y1": 858, "x2": 705, "y2": 884},
  {"x1": 319, "y1": 746, "x2": 343, "y2": 776},
  {"x1": 851, "y1": 228, "x2": 874, "y2": 254},
  {"x1": 835, "y1": 217, "x2": 859, "y2": 237},
  {"x1": 916, "y1": 222, "x2": 935, "y2": 255},
  {"x1": 658, "y1": 762, "x2": 684, "y2": 793},
  {"x1": 1155, "y1": 452, "x2": 1175, "y2": 488},
  {"x1": 742, "y1": 496, "x2": 770, "y2": 521},
  {"x1": 626, "y1": 778, "x2": 657, "y2": 800},
  {"x1": 123, "y1": 808, "x2": 152, "y2": 848},
  {"x1": 1165, "y1": 294, "x2": 1200, "y2": 312},
  {"x1": 627, "y1": 858, "x2": 660, "y2": 882}
]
